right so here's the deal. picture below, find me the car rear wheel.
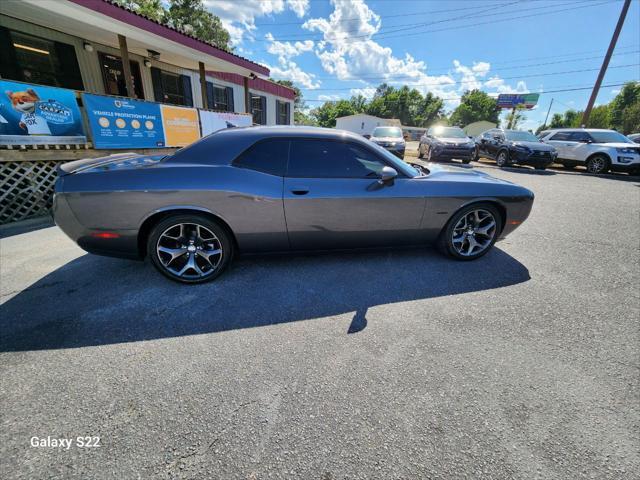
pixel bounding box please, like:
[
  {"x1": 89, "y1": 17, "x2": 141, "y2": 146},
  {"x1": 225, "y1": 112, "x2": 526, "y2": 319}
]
[
  {"x1": 147, "y1": 214, "x2": 233, "y2": 284},
  {"x1": 438, "y1": 204, "x2": 502, "y2": 261},
  {"x1": 496, "y1": 150, "x2": 510, "y2": 168},
  {"x1": 585, "y1": 154, "x2": 610, "y2": 174}
]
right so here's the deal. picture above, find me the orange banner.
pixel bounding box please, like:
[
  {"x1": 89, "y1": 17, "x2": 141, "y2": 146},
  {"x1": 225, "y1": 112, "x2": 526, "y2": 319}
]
[{"x1": 160, "y1": 105, "x2": 200, "y2": 147}]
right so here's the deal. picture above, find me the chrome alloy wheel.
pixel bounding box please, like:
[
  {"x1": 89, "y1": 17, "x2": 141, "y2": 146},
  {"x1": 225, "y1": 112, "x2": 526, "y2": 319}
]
[
  {"x1": 451, "y1": 209, "x2": 497, "y2": 257},
  {"x1": 156, "y1": 223, "x2": 223, "y2": 279}
]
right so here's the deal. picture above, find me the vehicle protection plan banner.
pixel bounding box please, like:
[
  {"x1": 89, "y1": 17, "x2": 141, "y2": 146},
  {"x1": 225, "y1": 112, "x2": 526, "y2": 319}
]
[
  {"x1": 83, "y1": 94, "x2": 165, "y2": 149},
  {"x1": 199, "y1": 111, "x2": 252, "y2": 136},
  {"x1": 0, "y1": 80, "x2": 86, "y2": 145}
]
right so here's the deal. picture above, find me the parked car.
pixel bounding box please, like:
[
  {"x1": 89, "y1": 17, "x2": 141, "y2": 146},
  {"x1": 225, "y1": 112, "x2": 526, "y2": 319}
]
[
  {"x1": 476, "y1": 128, "x2": 557, "y2": 170},
  {"x1": 369, "y1": 126, "x2": 405, "y2": 158},
  {"x1": 418, "y1": 126, "x2": 476, "y2": 164},
  {"x1": 539, "y1": 128, "x2": 640, "y2": 174},
  {"x1": 627, "y1": 133, "x2": 640, "y2": 144},
  {"x1": 54, "y1": 126, "x2": 534, "y2": 284}
]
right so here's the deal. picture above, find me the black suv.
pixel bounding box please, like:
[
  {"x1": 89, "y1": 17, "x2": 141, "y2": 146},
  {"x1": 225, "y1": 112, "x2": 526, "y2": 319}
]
[
  {"x1": 418, "y1": 126, "x2": 476, "y2": 163},
  {"x1": 476, "y1": 128, "x2": 557, "y2": 170}
]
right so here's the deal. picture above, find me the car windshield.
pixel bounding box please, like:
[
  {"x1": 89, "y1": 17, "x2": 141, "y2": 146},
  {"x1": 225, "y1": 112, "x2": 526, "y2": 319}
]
[
  {"x1": 588, "y1": 131, "x2": 633, "y2": 143},
  {"x1": 372, "y1": 127, "x2": 403, "y2": 138},
  {"x1": 505, "y1": 131, "x2": 539, "y2": 142},
  {"x1": 431, "y1": 127, "x2": 466, "y2": 138}
]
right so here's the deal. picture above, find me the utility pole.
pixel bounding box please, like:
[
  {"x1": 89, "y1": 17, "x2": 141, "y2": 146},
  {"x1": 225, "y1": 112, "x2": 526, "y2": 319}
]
[
  {"x1": 543, "y1": 98, "x2": 554, "y2": 128},
  {"x1": 581, "y1": 0, "x2": 631, "y2": 126}
]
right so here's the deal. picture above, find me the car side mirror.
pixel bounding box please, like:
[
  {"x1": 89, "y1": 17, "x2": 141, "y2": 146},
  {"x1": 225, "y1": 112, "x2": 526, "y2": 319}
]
[{"x1": 379, "y1": 166, "x2": 398, "y2": 185}]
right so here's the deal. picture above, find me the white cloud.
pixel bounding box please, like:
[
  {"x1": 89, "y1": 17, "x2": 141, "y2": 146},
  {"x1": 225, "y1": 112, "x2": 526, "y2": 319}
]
[
  {"x1": 483, "y1": 75, "x2": 530, "y2": 94},
  {"x1": 318, "y1": 94, "x2": 342, "y2": 101},
  {"x1": 269, "y1": 60, "x2": 320, "y2": 89},
  {"x1": 350, "y1": 87, "x2": 377, "y2": 99},
  {"x1": 264, "y1": 33, "x2": 320, "y2": 89},
  {"x1": 206, "y1": 0, "x2": 309, "y2": 45},
  {"x1": 303, "y1": 0, "x2": 459, "y2": 104},
  {"x1": 471, "y1": 62, "x2": 491, "y2": 77}
]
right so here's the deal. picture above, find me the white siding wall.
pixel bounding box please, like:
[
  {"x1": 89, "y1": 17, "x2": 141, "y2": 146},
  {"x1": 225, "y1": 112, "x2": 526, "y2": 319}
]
[
  {"x1": 336, "y1": 115, "x2": 399, "y2": 136},
  {"x1": 1, "y1": 15, "x2": 294, "y2": 123}
]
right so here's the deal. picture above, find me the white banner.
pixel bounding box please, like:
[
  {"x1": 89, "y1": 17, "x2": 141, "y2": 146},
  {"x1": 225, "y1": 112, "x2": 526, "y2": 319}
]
[{"x1": 199, "y1": 110, "x2": 252, "y2": 136}]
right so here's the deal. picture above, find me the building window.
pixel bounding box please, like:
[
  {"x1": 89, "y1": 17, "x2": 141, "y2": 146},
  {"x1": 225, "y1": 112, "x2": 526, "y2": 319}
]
[
  {"x1": 0, "y1": 27, "x2": 84, "y2": 90},
  {"x1": 206, "y1": 82, "x2": 234, "y2": 112},
  {"x1": 251, "y1": 94, "x2": 266, "y2": 125},
  {"x1": 150, "y1": 67, "x2": 193, "y2": 106},
  {"x1": 276, "y1": 100, "x2": 290, "y2": 125},
  {"x1": 99, "y1": 52, "x2": 144, "y2": 99}
]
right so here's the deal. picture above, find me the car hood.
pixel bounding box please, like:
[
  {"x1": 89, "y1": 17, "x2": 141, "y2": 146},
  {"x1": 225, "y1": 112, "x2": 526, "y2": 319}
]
[
  {"x1": 58, "y1": 153, "x2": 167, "y2": 176},
  {"x1": 597, "y1": 142, "x2": 639, "y2": 149},
  {"x1": 434, "y1": 137, "x2": 473, "y2": 145},
  {"x1": 510, "y1": 141, "x2": 556, "y2": 151},
  {"x1": 422, "y1": 163, "x2": 517, "y2": 185},
  {"x1": 371, "y1": 136, "x2": 405, "y2": 142}
]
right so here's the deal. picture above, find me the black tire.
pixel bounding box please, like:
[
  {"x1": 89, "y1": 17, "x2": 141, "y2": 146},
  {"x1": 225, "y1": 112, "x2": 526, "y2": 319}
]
[
  {"x1": 147, "y1": 214, "x2": 234, "y2": 284},
  {"x1": 462, "y1": 157, "x2": 472, "y2": 164},
  {"x1": 437, "y1": 203, "x2": 502, "y2": 261},
  {"x1": 473, "y1": 146, "x2": 480, "y2": 161},
  {"x1": 496, "y1": 150, "x2": 510, "y2": 168},
  {"x1": 418, "y1": 145, "x2": 424, "y2": 159},
  {"x1": 585, "y1": 154, "x2": 610, "y2": 174}
]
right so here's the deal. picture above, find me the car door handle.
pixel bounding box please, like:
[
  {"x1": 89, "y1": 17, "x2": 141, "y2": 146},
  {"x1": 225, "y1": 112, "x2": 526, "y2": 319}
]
[{"x1": 290, "y1": 187, "x2": 309, "y2": 195}]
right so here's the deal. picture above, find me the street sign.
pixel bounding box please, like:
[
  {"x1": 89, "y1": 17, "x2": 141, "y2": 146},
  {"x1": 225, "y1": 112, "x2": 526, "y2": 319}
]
[{"x1": 496, "y1": 93, "x2": 540, "y2": 109}]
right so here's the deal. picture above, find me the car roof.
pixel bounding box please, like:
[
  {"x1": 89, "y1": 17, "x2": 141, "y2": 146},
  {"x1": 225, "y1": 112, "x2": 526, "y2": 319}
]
[
  {"x1": 169, "y1": 125, "x2": 376, "y2": 166},
  {"x1": 542, "y1": 128, "x2": 616, "y2": 132}
]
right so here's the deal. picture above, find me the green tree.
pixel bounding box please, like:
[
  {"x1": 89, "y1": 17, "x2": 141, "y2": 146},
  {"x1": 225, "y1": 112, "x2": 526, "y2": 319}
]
[
  {"x1": 609, "y1": 81, "x2": 640, "y2": 133},
  {"x1": 365, "y1": 84, "x2": 444, "y2": 127},
  {"x1": 311, "y1": 100, "x2": 358, "y2": 128},
  {"x1": 586, "y1": 104, "x2": 611, "y2": 129},
  {"x1": 448, "y1": 90, "x2": 499, "y2": 126},
  {"x1": 505, "y1": 105, "x2": 526, "y2": 129},
  {"x1": 166, "y1": 0, "x2": 231, "y2": 50},
  {"x1": 113, "y1": 0, "x2": 231, "y2": 49}
]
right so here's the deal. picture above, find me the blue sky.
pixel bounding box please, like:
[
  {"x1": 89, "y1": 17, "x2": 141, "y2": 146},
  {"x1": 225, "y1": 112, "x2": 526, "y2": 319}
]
[{"x1": 206, "y1": 0, "x2": 640, "y2": 129}]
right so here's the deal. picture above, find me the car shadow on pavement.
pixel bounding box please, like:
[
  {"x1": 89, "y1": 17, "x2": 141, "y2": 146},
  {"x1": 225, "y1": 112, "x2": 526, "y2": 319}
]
[{"x1": 0, "y1": 247, "x2": 530, "y2": 351}]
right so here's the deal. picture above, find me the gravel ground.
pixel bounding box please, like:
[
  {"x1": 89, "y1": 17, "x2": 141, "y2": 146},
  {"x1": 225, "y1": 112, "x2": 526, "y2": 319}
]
[{"x1": 1, "y1": 164, "x2": 638, "y2": 479}]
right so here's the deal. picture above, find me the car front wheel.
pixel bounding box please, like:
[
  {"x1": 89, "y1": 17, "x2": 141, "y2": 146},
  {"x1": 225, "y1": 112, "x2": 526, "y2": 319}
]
[
  {"x1": 496, "y1": 150, "x2": 509, "y2": 168},
  {"x1": 585, "y1": 154, "x2": 610, "y2": 174},
  {"x1": 438, "y1": 204, "x2": 502, "y2": 261},
  {"x1": 147, "y1": 214, "x2": 233, "y2": 284}
]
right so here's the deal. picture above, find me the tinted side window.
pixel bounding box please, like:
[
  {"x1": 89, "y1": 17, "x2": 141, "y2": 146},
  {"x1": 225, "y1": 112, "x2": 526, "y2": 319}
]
[
  {"x1": 550, "y1": 132, "x2": 571, "y2": 141},
  {"x1": 288, "y1": 139, "x2": 387, "y2": 178},
  {"x1": 568, "y1": 132, "x2": 591, "y2": 142},
  {"x1": 233, "y1": 139, "x2": 289, "y2": 176}
]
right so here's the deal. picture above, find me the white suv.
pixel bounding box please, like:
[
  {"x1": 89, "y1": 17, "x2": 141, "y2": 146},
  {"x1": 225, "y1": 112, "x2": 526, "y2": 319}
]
[{"x1": 539, "y1": 128, "x2": 640, "y2": 175}]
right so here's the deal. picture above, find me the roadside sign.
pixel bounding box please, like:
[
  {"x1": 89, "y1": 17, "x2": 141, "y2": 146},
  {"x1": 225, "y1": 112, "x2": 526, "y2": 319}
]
[{"x1": 496, "y1": 93, "x2": 540, "y2": 109}]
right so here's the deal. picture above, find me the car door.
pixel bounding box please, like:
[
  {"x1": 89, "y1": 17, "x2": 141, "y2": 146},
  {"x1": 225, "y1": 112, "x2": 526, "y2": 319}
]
[
  {"x1": 477, "y1": 131, "x2": 493, "y2": 156},
  {"x1": 565, "y1": 131, "x2": 593, "y2": 162},
  {"x1": 486, "y1": 130, "x2": 504, "y2": 158},
  {"x1": 545, "y1": 131, "x2": 573, "y2": 159},
  {"x1": 283, "y1": 138, "x2": 426, "y2": 250}
]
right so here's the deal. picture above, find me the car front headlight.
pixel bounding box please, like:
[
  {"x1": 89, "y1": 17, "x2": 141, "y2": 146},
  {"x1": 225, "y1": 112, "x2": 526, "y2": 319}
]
[{"x1": 616, "y1": 147, "x2": 638, "y2": 154}]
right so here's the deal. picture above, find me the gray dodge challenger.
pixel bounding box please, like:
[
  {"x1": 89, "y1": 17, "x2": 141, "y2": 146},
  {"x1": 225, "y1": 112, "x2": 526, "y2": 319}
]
[{"x1": 54, "y1": 126, "x2": 534, "y2": 284}]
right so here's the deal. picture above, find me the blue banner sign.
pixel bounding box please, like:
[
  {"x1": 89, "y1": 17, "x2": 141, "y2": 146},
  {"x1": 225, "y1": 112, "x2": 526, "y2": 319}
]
[
  {"x1": 0, "y1": 80, "x2": 86, "y2": 145},
  {"x1": 83, "y1": 94, "x2": 165, "y2": 149},
  {"x1": 496, "y1": 93, "x2": 540, "y2": 109}
]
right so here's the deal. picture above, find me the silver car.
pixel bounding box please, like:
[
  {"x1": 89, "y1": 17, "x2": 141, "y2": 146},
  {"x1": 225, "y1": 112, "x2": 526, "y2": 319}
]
[{"x1": 54, "y1": 126, "x2": 534, "y2": 284}]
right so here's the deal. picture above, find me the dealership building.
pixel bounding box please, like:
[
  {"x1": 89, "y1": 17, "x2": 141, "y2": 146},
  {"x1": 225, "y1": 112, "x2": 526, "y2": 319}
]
[{"x1": 0, "y1": 0, "x2": 295, "y2": 224}]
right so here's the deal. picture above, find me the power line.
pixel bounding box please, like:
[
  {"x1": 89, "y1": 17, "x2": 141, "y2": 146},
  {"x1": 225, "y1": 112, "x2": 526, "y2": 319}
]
[
  {"x1": 304, "y1": 63, "x2": 640, "y2": 91},
  {"x1": 307, "y1": 49, "x2": 639, "y2": 82},
  {"x1": 256, "y1": 0, "x2": 614, "y2": 43},
  {"x1": 259, "y1": 0, "x2": 521, "y2": 40},
  {"x1": 301, "y1": 82, "x2": 636, "y2": 103},
  {"x1": 253, "y1": 0, "x2": 512, "y2": 26}
]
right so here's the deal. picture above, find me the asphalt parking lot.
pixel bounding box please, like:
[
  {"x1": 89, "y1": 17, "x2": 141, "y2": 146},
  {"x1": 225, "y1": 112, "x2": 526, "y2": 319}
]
[{"x1": 1, "y1": 163, "x2": 639, "y2": 479}]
